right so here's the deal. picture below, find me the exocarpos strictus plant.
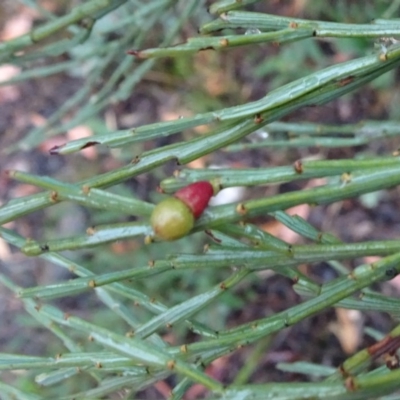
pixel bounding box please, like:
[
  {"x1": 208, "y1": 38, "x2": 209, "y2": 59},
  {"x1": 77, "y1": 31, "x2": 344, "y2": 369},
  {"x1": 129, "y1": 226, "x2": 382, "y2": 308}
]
[{"x1": 1, "y1": 1, "x2": 400, "y2": 399}]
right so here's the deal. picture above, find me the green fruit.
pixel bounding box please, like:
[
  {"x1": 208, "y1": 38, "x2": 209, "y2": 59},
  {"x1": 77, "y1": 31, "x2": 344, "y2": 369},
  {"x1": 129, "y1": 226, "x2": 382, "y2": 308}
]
[{"x1": 150, "y1": 197, "x2": 194, "y2": 241}]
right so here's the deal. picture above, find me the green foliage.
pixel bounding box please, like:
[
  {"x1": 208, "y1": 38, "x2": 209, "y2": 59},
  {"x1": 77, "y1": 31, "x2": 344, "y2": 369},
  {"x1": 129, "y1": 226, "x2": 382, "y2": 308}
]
[{"x1": 2, "y1": 0, "x2": 400, "y2": 399}]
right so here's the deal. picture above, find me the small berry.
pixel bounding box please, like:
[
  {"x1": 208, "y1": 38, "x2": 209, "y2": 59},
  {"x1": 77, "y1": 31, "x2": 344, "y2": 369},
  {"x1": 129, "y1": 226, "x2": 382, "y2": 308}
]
[
  {"x1": 150, "y1": 181, "x2": 214, "y2": 241},
  {"x1": 151, "y1": 197, "x2": 194, "y2": 241}
]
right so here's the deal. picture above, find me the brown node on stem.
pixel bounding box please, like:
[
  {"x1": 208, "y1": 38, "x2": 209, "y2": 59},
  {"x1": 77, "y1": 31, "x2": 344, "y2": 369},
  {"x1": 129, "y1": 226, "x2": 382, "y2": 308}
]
[
  {"x1": 220, "y1": 38, "x2": 229, "y2": 46},
  {"x1": 126, "y1": 49, "x2": 147, "y2": 59},
  {"x1": 131, "y1": 155, "x2": 141, "y2": 164},
  {"x1": 82, "y1": 185, "x2": 91, "y2": 195},
  {"x1": 86, "y1": 226, "x2": 96, "y2": 235},
  {"x1": 341, "y1": 173, "x2": 352, "y2": 183},
  {"x1": 348, "y1": 271, "x2": 357, "y2": 280},
  {"x1": 64, "y1": 312, "x2": 71, "y2": 320},
  {"x1": 88, "y1": 280, "x2": 96, "y2": 288},
  {"x1": 40, "y1": 244, "x2": 49, "y2": 252},
  {"x1": 79, "y1": 17, "x2": 93, "y2": 30},
  {"x1": 337, "y1": 76, "x2": 355, "y2": 87},
  {"x1": 293, "y1": 160, "x2": 303, "y2": 174},
  {"x1": 254, "y1": 114, "x2": 263, "y2": 124},
  {"x1": 167, "y1": 360, "x2": 176, "y2": 370},
  {"x1": 289, "y1": 21, "x2": 298, "y2": 28},
  {"x1": 345, "y1": 377, "x2": 357, "y2": 392},
  {"x1": 219, "y1": 282, "x2": 227, "y2": 290},
  {"x1": 210, "y1": 177, "x2": 223, "y2": 195},
  {"x1": 144, "y1": 235, "x2": 154, "y2": 245},
  {"x1": 338, "y1": 363, "x2": 350, "y2": 378},
  {"x1": 180, "y1": 344, "x2": 188, "y2": 353},
  {"x1": 379, "y1": 52, "x2": 388, "y2": 61},
  {"x1": 175, "y1": 157, "x2": 183, "y2": 167},
  {"x1": 148, "y1": 260, "x2": 155, "y2": 267},
  {"x1": 236, "y1": 203, "x2": 247, "y2": 215},
  {"x1": 50, "y1": 191, "x2": 59, "y2": 202},
  {"x1": 126, "y1": 330, "x2": 134, "y2": 338}
]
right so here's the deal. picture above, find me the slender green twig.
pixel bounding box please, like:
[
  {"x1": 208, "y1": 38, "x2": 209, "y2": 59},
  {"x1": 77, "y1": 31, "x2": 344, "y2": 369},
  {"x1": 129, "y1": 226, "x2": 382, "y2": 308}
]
[{"x1": 0, "y1": 0, "x2": 127, "y2": 55}]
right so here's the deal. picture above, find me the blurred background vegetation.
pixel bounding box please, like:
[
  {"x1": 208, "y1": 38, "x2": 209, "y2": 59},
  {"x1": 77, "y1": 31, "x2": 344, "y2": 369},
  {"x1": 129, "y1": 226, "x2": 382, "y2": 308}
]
[{"x1": 2, "y1": 0, "x2": 400, "y2": 399}]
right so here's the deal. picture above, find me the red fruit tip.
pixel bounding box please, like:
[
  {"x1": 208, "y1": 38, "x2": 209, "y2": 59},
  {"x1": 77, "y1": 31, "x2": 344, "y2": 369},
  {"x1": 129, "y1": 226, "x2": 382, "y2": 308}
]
[{"x1": 174, "y1": 181, "x2": 214, "y2": 219}]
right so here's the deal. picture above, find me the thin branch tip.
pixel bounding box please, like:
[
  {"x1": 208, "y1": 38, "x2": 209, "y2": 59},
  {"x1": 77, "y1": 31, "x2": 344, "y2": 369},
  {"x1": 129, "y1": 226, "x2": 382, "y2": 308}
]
[
  {"x1": 49, "y1": 145, "x2": 62, "y2": 155},
  {"x1": 126, "y1": 49, "x2": 147, "y2": 58}
]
